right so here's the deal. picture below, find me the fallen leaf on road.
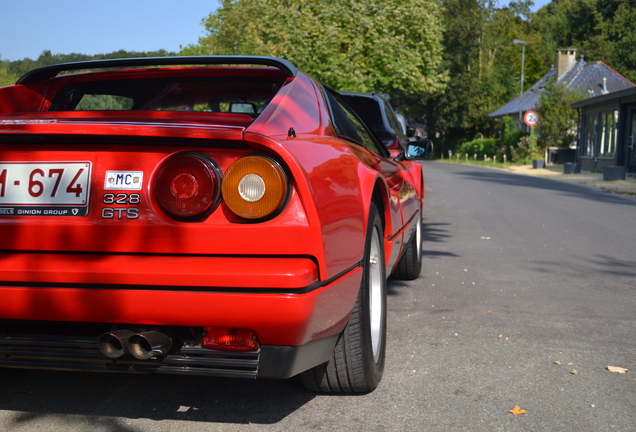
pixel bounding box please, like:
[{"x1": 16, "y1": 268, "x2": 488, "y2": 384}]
[
  {"x1": 570, "y1": 369, "x2": 578, "y2": 375},
  {"x1": 554, "y1": 361, "x2": 561, "y2": 365},
  {"x1": 607, "y1": 366, "x2": 628, "y2": 374},
  {"x1": 509, "y1": 405, "x2": 526, "y2": 415}
]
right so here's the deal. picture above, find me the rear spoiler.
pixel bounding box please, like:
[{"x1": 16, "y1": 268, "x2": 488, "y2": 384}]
[{"x1": 16, "y1": 56, "x2": 298, "y2": 85}]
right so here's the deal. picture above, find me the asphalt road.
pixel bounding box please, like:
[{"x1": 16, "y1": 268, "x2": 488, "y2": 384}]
[{"x1": 1, "y1": 161, "x2": 635, "y2": 431}]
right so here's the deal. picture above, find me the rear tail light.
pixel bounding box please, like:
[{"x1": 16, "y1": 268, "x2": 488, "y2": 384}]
[
  {"x1": 222, "y1": 155, "x2": 289, "y2": 220},
  {"x1": 154, "y1": 152, "x2": 222, "y2": 220},
  {"x1": 202, "y1": 327, "x2": 260, "y2": 351}
]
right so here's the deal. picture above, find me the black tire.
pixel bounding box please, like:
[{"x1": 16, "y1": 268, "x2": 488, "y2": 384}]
[
  {"x1": 300, "y1": 204, "x2": 387, "y2": 392},
  {"x1": 391, "y1": 207, "x2": 422, "y2": 281}
]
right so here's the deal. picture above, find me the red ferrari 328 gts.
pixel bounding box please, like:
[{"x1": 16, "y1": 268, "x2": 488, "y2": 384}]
[{"x1": 0, "y1": 56, "x2": 432, "y2": 392}]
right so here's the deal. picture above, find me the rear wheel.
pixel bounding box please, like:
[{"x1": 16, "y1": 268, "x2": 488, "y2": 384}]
[
  {"x1": 300, "y1": 204, "x2": 387, "y2": 392},
  {"x1": 391, "y1": 207, "x2": 422, "y2": 281}
]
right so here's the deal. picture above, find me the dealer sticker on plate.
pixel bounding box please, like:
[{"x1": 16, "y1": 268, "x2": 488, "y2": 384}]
[
  {"x1": 0, "y1": 162, "x2": 91, "y2": 216},
  {"x1": 104, "y1": 171, "x2": 143, "y2": 190}
]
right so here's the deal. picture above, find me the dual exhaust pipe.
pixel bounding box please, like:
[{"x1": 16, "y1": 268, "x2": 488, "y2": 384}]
[{"x1": 98, "y1": 330, "x2": 172, "y2": 360}]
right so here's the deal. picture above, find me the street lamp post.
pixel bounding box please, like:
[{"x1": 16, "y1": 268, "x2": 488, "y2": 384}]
[{"x1": 513, "y1": 39, "x2": 527, "y2": 126}]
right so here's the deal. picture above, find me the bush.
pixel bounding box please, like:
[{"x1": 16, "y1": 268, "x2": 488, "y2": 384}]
[
  {"x1": 510, "y1": 134, "x2": 543, "y2": 163},
  {"x1": 501, "y1": 117, "x2": 528, "y2": 161},
  {"x1": 535, "y1": 79, "x2": 582, "y2": 149},
  {"x1": 457, "y1": 137, "x2": 502, "y2": 160}
]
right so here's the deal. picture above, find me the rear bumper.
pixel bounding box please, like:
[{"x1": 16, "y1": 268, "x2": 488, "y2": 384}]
[
  {"x1": 0, "y1": 327, "x2": 339, "y2": 379},
  {"x1": 0, "y1": 253, "x2": 362, "y2": 378},
  {"x1": 0, "y1": 261, "x2": 362, "y2": 347}
]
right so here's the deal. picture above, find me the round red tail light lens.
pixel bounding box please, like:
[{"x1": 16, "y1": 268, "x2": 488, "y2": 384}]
[{"x1": 154, "y1": 153, "x2": 222, "y2": 220}]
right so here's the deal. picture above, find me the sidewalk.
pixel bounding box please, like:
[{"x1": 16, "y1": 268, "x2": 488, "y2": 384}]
[{"x1": 506, "y1": 164, "x2": 636, "y2": 197}]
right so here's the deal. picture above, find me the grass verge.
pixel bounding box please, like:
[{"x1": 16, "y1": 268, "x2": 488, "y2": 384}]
[{"x1": 435, "y1": 158, "x2": 525, "y2": 170}]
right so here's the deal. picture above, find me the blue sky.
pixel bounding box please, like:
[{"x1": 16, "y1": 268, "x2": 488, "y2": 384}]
[
  {"x1": 2, "y1": 0, "x2": 550, "y2": 62},
  {"x1": 1, "y1": 0, "x2": 220, "y2": 61}
]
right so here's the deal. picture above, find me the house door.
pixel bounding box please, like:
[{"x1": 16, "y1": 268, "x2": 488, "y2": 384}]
[{"x1": 629, "y1": 109, "x2": 636, "y2": 172}]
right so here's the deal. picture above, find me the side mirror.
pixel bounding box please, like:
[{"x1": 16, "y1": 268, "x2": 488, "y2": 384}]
[{"x1": 404, "y1": 139, "x2": 434, "y2": 160}]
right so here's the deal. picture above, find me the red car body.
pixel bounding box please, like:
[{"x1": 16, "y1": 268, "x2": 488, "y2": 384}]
[{"x1": 0, "y1": 57, "x2": 430, "y2": 391}]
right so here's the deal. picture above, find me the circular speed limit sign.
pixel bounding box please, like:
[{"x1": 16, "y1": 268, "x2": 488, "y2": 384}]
[{"x1": 524, "y1": 110, "x2": 540, "y2": 127}]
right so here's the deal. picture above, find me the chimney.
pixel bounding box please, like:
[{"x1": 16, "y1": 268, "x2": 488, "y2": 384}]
[{"x1": 556, "y1": 48, "x2": 578, "y2": 78}]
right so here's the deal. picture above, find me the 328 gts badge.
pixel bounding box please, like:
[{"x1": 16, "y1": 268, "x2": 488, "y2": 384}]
[
  {"x1": 102, "y1": 193, "x2": 140, "y2": 219},
  {"x1": 103, "y1": 193, "x2": 140, "y2": 205}
]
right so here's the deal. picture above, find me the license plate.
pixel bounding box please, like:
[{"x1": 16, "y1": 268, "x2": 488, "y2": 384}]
[{"x1": 0, "y1": 162, "x2": 91, "y2": 216}]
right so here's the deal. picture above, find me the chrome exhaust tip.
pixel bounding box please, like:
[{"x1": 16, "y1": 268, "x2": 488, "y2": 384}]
[
  {"x1": 98, "y1": 329, "x2": 136, "y2": 358},
  {"x1": 128, "y1": 331, "x2": 172, "y2": 359}
]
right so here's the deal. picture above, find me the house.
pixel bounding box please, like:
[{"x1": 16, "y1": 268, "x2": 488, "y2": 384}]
[
  {"x1": 571, "y1": 86, "x2": 636, "y2": 174},
  {"x1": 489, "y1": 49, "x2": 635, "y2": 133}
]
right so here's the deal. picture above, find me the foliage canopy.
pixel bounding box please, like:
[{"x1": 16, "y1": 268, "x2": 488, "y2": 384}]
[
  {"x1": 535, "y1": 79, "x2": 583, "y2": 149},
  {"x1": 0, "y1": 50, "x2": 176, "y2": 87},
  {"x1": 183, "y1": 0, "x2": 448, "y2": 96},
  {"x1": 424, "y1": 0, "x2": 542, "y2": 151},
  {"x1": 533, "y1": 0, "x2": 636, "y2": 82}
]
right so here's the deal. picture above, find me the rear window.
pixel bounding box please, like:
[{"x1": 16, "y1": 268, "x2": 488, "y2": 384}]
[{"x1": 50, "y1": 77, "x2": 285, "y2": 115}]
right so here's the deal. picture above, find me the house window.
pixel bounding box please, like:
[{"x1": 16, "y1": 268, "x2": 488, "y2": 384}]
[
  {"x1": 583, "y1": 114, "x2": 597, "y2": 156},
  {"x1": 599, "y1": 111, "x2": 618, "y2": 157},
  {"x1": 581, "y1": 110, "x2": 619, "y2": 158}
]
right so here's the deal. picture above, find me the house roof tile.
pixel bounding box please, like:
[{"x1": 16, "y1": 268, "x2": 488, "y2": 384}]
[{"x1": 489, "y1": 59, "x2": 635, "y2": 118}]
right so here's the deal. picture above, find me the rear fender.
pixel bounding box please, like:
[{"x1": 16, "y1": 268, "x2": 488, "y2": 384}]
[
  {"x1": 356, "y1": 169, "x2": 397, "y2": 274},
  {"x1": 0, "y1": 83, "x2": 51, "y2": 113},
  {"x1": 243, "y1": 132, "x2": 331, "y2": 278},
  {"x1": 407, "y1": 161, "x2": 424, "y2": 202},
  {"x1": 247, "y1": 72, "x2": 324, "y2": 138}
]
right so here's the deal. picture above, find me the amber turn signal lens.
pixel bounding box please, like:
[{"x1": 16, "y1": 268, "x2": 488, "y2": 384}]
[
  {"x1": 154, "y1": 153, "x2": 222, "y2": 220},
  {"x1": 222, "y1": 155, "x2": 288, "y2": 220}
]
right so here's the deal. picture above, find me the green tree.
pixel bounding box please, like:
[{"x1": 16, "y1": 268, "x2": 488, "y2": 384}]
[
  {"x1": 185, "y1": 0, "x2": 447, "y2": 96},
  {"x1": 424, "y1": 0, "x2": 540, "y2": 152},
  {"x1": 532, "y1": 0, "x2": 636, "y2": 82},
  {"x1": 532, "y1": 0, "x2": 601, "y2": 69},
  {"x1": 5, "y1": 49, "x2": 177, "y2": 79},
  {"x1": 597, "y1": 0, "x2": 636, "y2": 82},
  {"x1": 535, "y1": 79, "x2": 583, "y2": 149},
  {"x1": 0, "y1": 58, "x2": 18, "y2": 87}
]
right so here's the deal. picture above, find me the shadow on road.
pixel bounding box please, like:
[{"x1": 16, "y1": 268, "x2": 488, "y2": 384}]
[
  {"x1": 387, "y1": 221, "x2": 457, "y2": 297},
  {"x1": 0, "y1": 369, "x2": 314, "y2": 426},
  {"x1": 421, "y1": 222, "x2": 458, "y2": 260},
  {"x1": 458, "y1": 169, "x2": 636, "y2": 207},
  {"x1": 533, "y1": 253, "x2": 636, "y2": 281},
  {"x1": 422, "y1": 222, "x2": 452, "y2": 243}
]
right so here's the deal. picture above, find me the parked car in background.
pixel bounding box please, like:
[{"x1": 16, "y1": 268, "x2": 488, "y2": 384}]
[
  {"x1": 408, "y1": 124, "x2": 426, "y2": 141},
  {"x1": 341, "y1": 92, "x2": 413, "y2": 150},
  {"x1": 0, "y1": 56, "x2": 433, "y2": 393}
]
